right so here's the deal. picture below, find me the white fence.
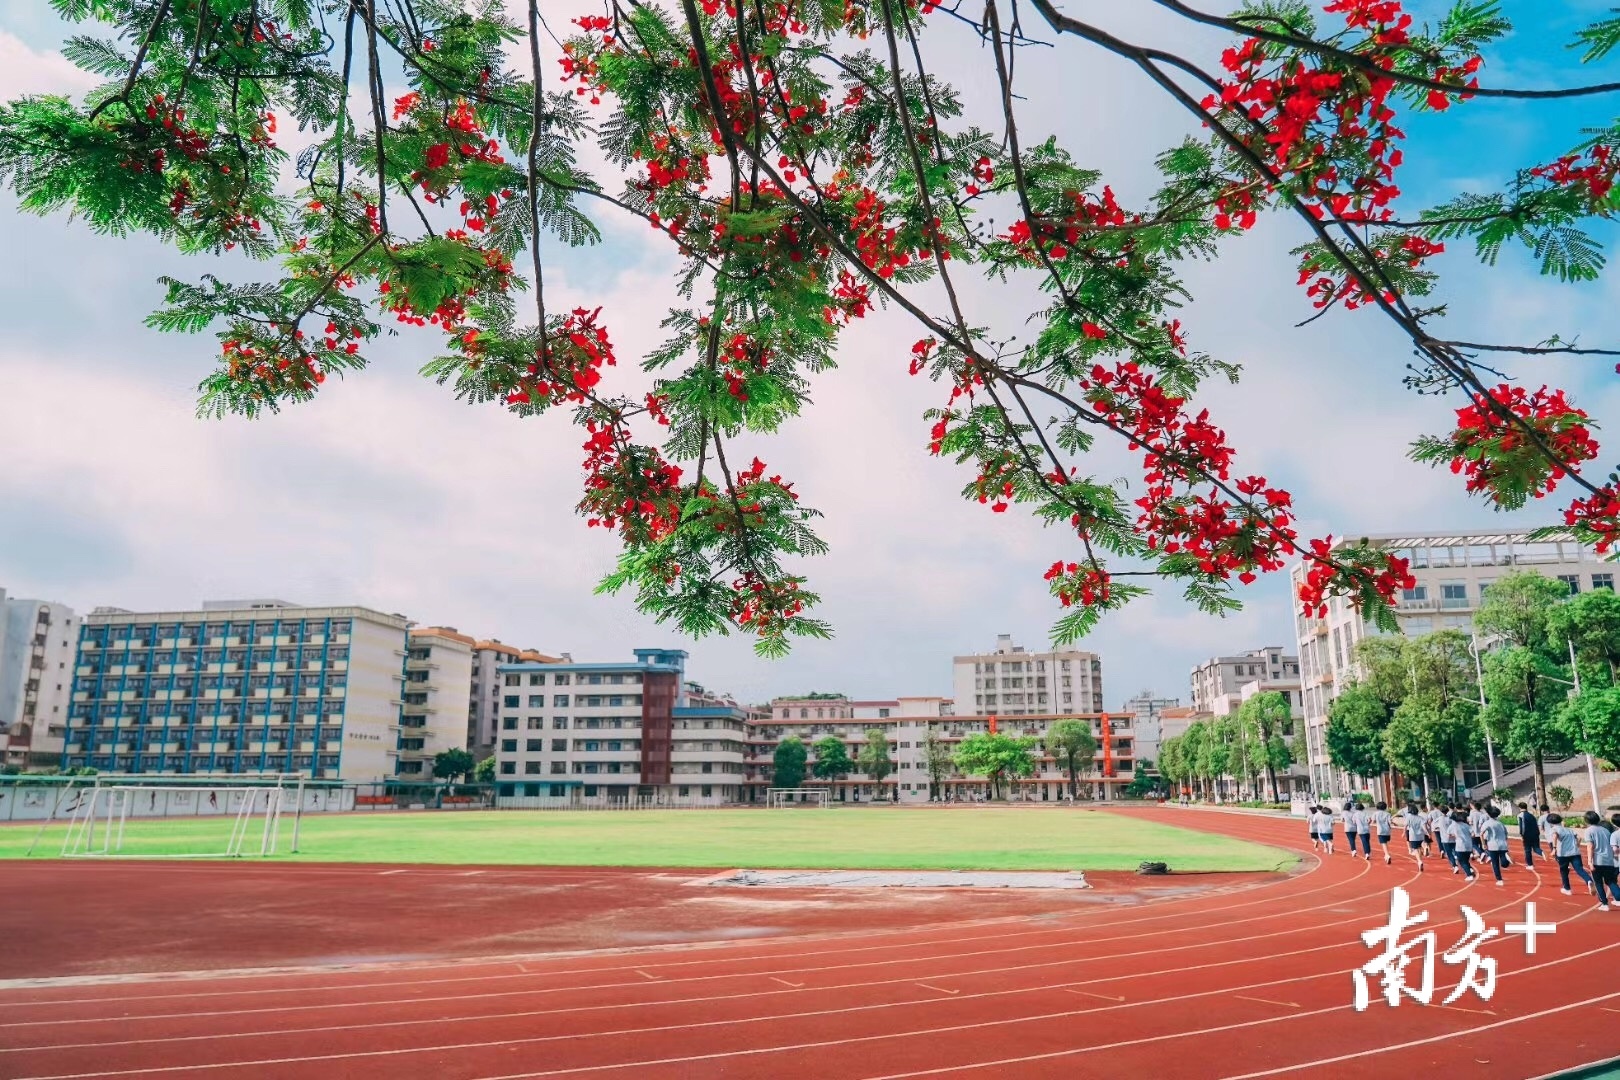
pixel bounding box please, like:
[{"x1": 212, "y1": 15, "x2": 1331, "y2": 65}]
[{"x1": 0, "y1": 781, "x2": 353, "y2": 823}]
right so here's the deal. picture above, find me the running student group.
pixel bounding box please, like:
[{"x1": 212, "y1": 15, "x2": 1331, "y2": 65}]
[{"x1": 1307, "y1": 800, "x2": 1620, "y2": 911}]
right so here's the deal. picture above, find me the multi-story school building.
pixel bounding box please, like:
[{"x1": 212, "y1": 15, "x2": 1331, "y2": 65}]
[
  {"x1": 64, "y1": 600, "x2": 414, "y2": 781},
  {"x1": 490, "y1": 648, "x2": 751, "y2": 805},
  {"x1": 0, "y1": 586, "x2": 79, "y2": 770},
  {"x1": 467, "y1": 638, "x2": 564, "y2": 759},
  {"x1": 397, "y1": 626, "x2": 476, "y2": 778},
  {"x1": 747, "y1": 698, "x2": 1138, "y2": 803}
]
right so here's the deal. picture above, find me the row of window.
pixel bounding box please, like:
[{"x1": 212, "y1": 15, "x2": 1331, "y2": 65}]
[
  {"x1": 498, "y1": 784, "x2": 721, "y2": 799},
  {"x1": 501, "y1": 694, "x2": 645, "y2": 709},
  {"x1": 500, "y1": 672, "x2": 643, "y2": 687},
  {"x1": 82, "y1": 620, "x2": 353, "y2": 645}
]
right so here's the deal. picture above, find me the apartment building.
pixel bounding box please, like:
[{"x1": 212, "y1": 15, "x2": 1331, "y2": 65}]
[
  {"x1": 1121, "y1": 689, "x2": 1179, "y2": 768},
  {"x1": 491, "y1": 649, "x2": 749, "y2": 805},
  {"x1": 468, "y1": 639, "x2": 563, "y2": 758},
  {"x1": 748, "y1": 702, "x2": 1135, "y2": 803},
  {"x1": 0, "y1": 587, "x2": 78, "y2": 769},
  {"x1": 953, "y1": 634, "x2": 1103, "y2": 716},
  {"x1": 398, "y1": 627, "x2": 476, "y2": 778},
  {"x1": 65, "y1": 600, "x2": 408, "y2": 781},
  {"x1": 1189, "y1": 646, "x2": 1298, "y2": 714},
  {"x1": 1291, "y1": 529, "x2": 1615, "y2": 794}
]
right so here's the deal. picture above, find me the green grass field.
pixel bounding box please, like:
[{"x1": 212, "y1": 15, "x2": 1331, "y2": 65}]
[{"x1": 0, "y1": 807, "x2": 1295, "y2": 872}]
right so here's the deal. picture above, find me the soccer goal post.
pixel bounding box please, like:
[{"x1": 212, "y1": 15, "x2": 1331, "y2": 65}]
[
  {"x1": 766, "y1": 788, "x2": 830, "y2": 808},
  {"x1": 59, "y1": 777, "x2": 298, "y2": 859}
]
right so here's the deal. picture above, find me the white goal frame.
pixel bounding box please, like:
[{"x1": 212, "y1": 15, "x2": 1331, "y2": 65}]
[
  {"x1": 766, "y1": 787, "x2": 830, "y2": 808},
  {"x1": 59, "y1": 778, "x2": 298, "y2": 859}
]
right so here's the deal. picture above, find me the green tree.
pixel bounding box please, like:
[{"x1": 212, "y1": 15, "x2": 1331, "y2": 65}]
[
  {"x1": 1325, "y1": 683, "x2": 1390, "y2": 787},
  {"x1": 812, "y1": 735, "x2": 854, "y2": 790},
  {"x1": 953, "y1": 733, "x2": 1036, "y2": 801},
  {"x1": 856, "y1": 729, "x2": 896, "y2": 801},
  {"x1": 772, "y1": 736, "x2": 808, "y2": 790},
  {"x1": 1549, "y1": 587, "x2": 1620, "y2": 688},
  {"x1": 1158, "y1": 736, "x2": 1187, "y2": 797},
  {"x1": 1123, "y1": 760, "x2": 1159, "y2": 799},
  {"x1": 12, "y1": 3, "x2": 1618, "y2": 661},
  {"x1": 1559, "y1": 686, "x2": 1620, "y2": 769},
  {"x1": 1476, "y1": 572, "x2": 1572, "y2": 653},
  {"x1": 432, "y1": 747, "x2": 475, "y2": 782},
  {"x1": 1181, "y1": 721, "x2": 1213, "y2": 801},
  {"x1": 1238, "y1": 691, "x2": 1296, "y2": 803},
  {"x1": 1045, "y1": 719, "x2": 1097, "y2": 800},
  {"x1": 923, "y1": 729, "x2": 955, "y2": 800},
  {"x1": 473, "y1": 756, "x2": 497, "y2": 783},
  {"x1": 1482, "y1": 646, "x2": 1575, "y2": 808}
]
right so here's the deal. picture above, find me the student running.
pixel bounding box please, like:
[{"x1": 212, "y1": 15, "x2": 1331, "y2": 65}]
[
  {"x1": 1319, "y1": 804, "x2": 1336, "y2": 855},
  {"x1": 1549, "y1": 812, "x2": 1597, "y2": 897},
  {"x1": 1584, "y1": 810, "x2": 1618, "y2": 912},
  {"x1": 1308, "y1": 805, "x2": 1321, "y2": 852},
  {"x1": 1480, "y1": 805, "x2": 1510, "y2": 886},
  {"x1": 1434, "y1": 803, "x2": 1459, "y2": 871},
  {"x1": 1449, "y1": 809, "x2": 1479, "y2": 882},
  {"x1": 1371, "y1": 802, "x2": 1393, "y2": 864},
  {"x1": 1354, "y1": 801, "x2": 1373, "y2": 858},
  {"x1": 1403, "y1": 802, "x2": 1428, "y2": 872},
  {"x1": 1518, "y1": 801, "x2": 1542, "y2": 867}
]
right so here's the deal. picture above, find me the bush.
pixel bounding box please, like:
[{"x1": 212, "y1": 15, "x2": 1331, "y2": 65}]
[
  {"x1": 1492, "y1": 787, "x2": 1514, "y2": 804},
  {"x1": 1550, "y1": 785, "x2": 1574, "y2": 811}
]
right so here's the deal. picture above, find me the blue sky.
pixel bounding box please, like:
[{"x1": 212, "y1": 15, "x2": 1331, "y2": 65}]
[{"x1": 0, "y1": 2, "x2": 1616, "y2": 711}]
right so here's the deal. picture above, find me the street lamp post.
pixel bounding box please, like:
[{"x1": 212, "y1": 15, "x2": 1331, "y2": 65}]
[
  {"x1": 1469, "y1": 633, "x2": 1502, "y2": 794},
  {"x1": 1567, "y1": 638, "x2": 1604, "y2": 815}
]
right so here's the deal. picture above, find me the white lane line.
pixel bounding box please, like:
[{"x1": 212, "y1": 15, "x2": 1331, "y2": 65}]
[
  {"x1": 915, "y1": 984, "x2": 959, "y2": 996},
  {"x1": 0, "y1": 857, "x2": 1382, "y2": 1016},
  {"x1": 8, "y1": 897, "x2": 1573, "y2": 1079},
  {"x1": 0, "y1": 828, "x2": 1324, "y2": 1002},
  {"x1": 1234, "y1": 996, "x2": 1298, "y2": 1009},
  {"x1": 0, "y1": 877, "x2": 1415, "y2": 1031},
  {"x1": 769, "y1": 978, "x2": 804, "y2": 989},
  {"x1": 1065, "y1": 991, "x2": 1124, "y2": 1002}
]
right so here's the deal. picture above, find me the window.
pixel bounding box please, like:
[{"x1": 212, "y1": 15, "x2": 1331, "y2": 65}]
[
  {"x1": 702, "y1": 786, "x2": 712, "y2": 798},
  {"x1": 529, "y1": 673, "x2": 545, "y2": 686},
  {"x1": 878, "y1": 708, "x2": 890, "y2": 718},
  {"x1": 1596, "y1": 574, "x2": 1615, "y2": 591},
  {"x1": 500, "y1": 761, "x2": 515, "y2": 775},
  {"x1": 526, "y1": 739, "x2": 544, "y2": 752},
  {"x1": 501, "y1": 717, "x2": 518, "y2": 731},
  {"x1": 553, "y1": 717, "x2": 569, "y2": 729},
  {"x1": 1440, "y1": 582, "x2": 1468, "y2": 608},
  {"x1": 584, "y1": 785, "x2": 598, "y2": 797},
  {"x1": 525, "y1": 762, "x2": 542, "y2": 774},
  {"x1": 553, "y1": 674, "x2": 571, "y2": 685},
  {"x1": 528, "y1": 695, "x2": 544, "y2": 707},
  {"x1": 550, "y1": 762, "x2": 566, "y2": 774},
  {"x1": 550, "y1": 784, "x2": 568, "y2": 797},
  {"x1": 503, "y1": 695, "x2": 520, "y2": 708},
  {"x1": 526, "y1": 716, "x2": 544, "y2": 730},
  {"x1": 554, "y1": 695, "x2": 570, "y2": 707},
  {"x1": 552, "y1": 739, "x2": 566, "y2": 752},
  {"x1": 501, "y1": 739, "x2": 517, "y2": 752},
  {"x1": 504, "y1": 674, "x2": 520, "y2": 686},
  {"x1": 1558, "y1": 575, "x2": 1580, "y2": 594}
]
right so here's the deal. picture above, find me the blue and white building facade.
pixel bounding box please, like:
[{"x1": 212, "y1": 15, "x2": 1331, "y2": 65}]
[
  {"x1": 65, "y1": 600, "x2": 410, "y2": 781},
  {"x1": 492, "y1": 648, "x2": 749, "y2": 805}
]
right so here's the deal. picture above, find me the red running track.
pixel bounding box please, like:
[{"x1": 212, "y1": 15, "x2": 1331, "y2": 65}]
[{"x1": 0, "y1": 806, "x2": 1616, "y2": 1079}]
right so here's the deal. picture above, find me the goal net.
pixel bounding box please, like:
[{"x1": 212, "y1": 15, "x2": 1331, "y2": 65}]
[
  {"x1": 766, "y1": 788, "x2": 830, "y2": 808},
  {"x1": 59, "y1": 778, "x2": 295, "y2": 859}
]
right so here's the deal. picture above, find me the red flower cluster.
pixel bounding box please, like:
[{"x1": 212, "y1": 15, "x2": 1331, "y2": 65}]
[
  {"x1": 506, "y1": 307, "x2": 617, "y2": 407},
  {"x1": 1565, "y1": 485, "x2": 1620, "y2": 554},
  {"x1": 848, "y1": 185, "x2": 922, "y2": 278},
  {"x1": 1202, "y1": 0, "x2": 1480, "y2": 307},
  {"x1": 1079, "y1": 361, "x2": 1301, "y2": 584},
  {"x1": 560, "y1": 17, "x2": 615, "y2": 105},
  {"x1": 721, "y1": 332, "x2": 770, "y2": 401},
  {"x1": 578, "y1": 421, "x2": 685, "y2": 544},
  {"x1": 1532, "y1": 145, "x2": 1618, "y2": 204},
  {"x1": 1044, "y1": 560, "x2": 1111, "y2": 607},
  {"x1": 1295, "y1": 536, "x2": 1416, "y2": 619},
  {"x1": 1002, "y1": 187, "x2": 1130, "y2": 261},
  {"x1": 1446, "y1": 383, "x2": 1599, "y2": 502}
]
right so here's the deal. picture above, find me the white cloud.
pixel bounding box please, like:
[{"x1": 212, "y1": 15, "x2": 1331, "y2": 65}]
[{"x1": 0, "y1": 31, "x2": 96, "y2": 100}]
